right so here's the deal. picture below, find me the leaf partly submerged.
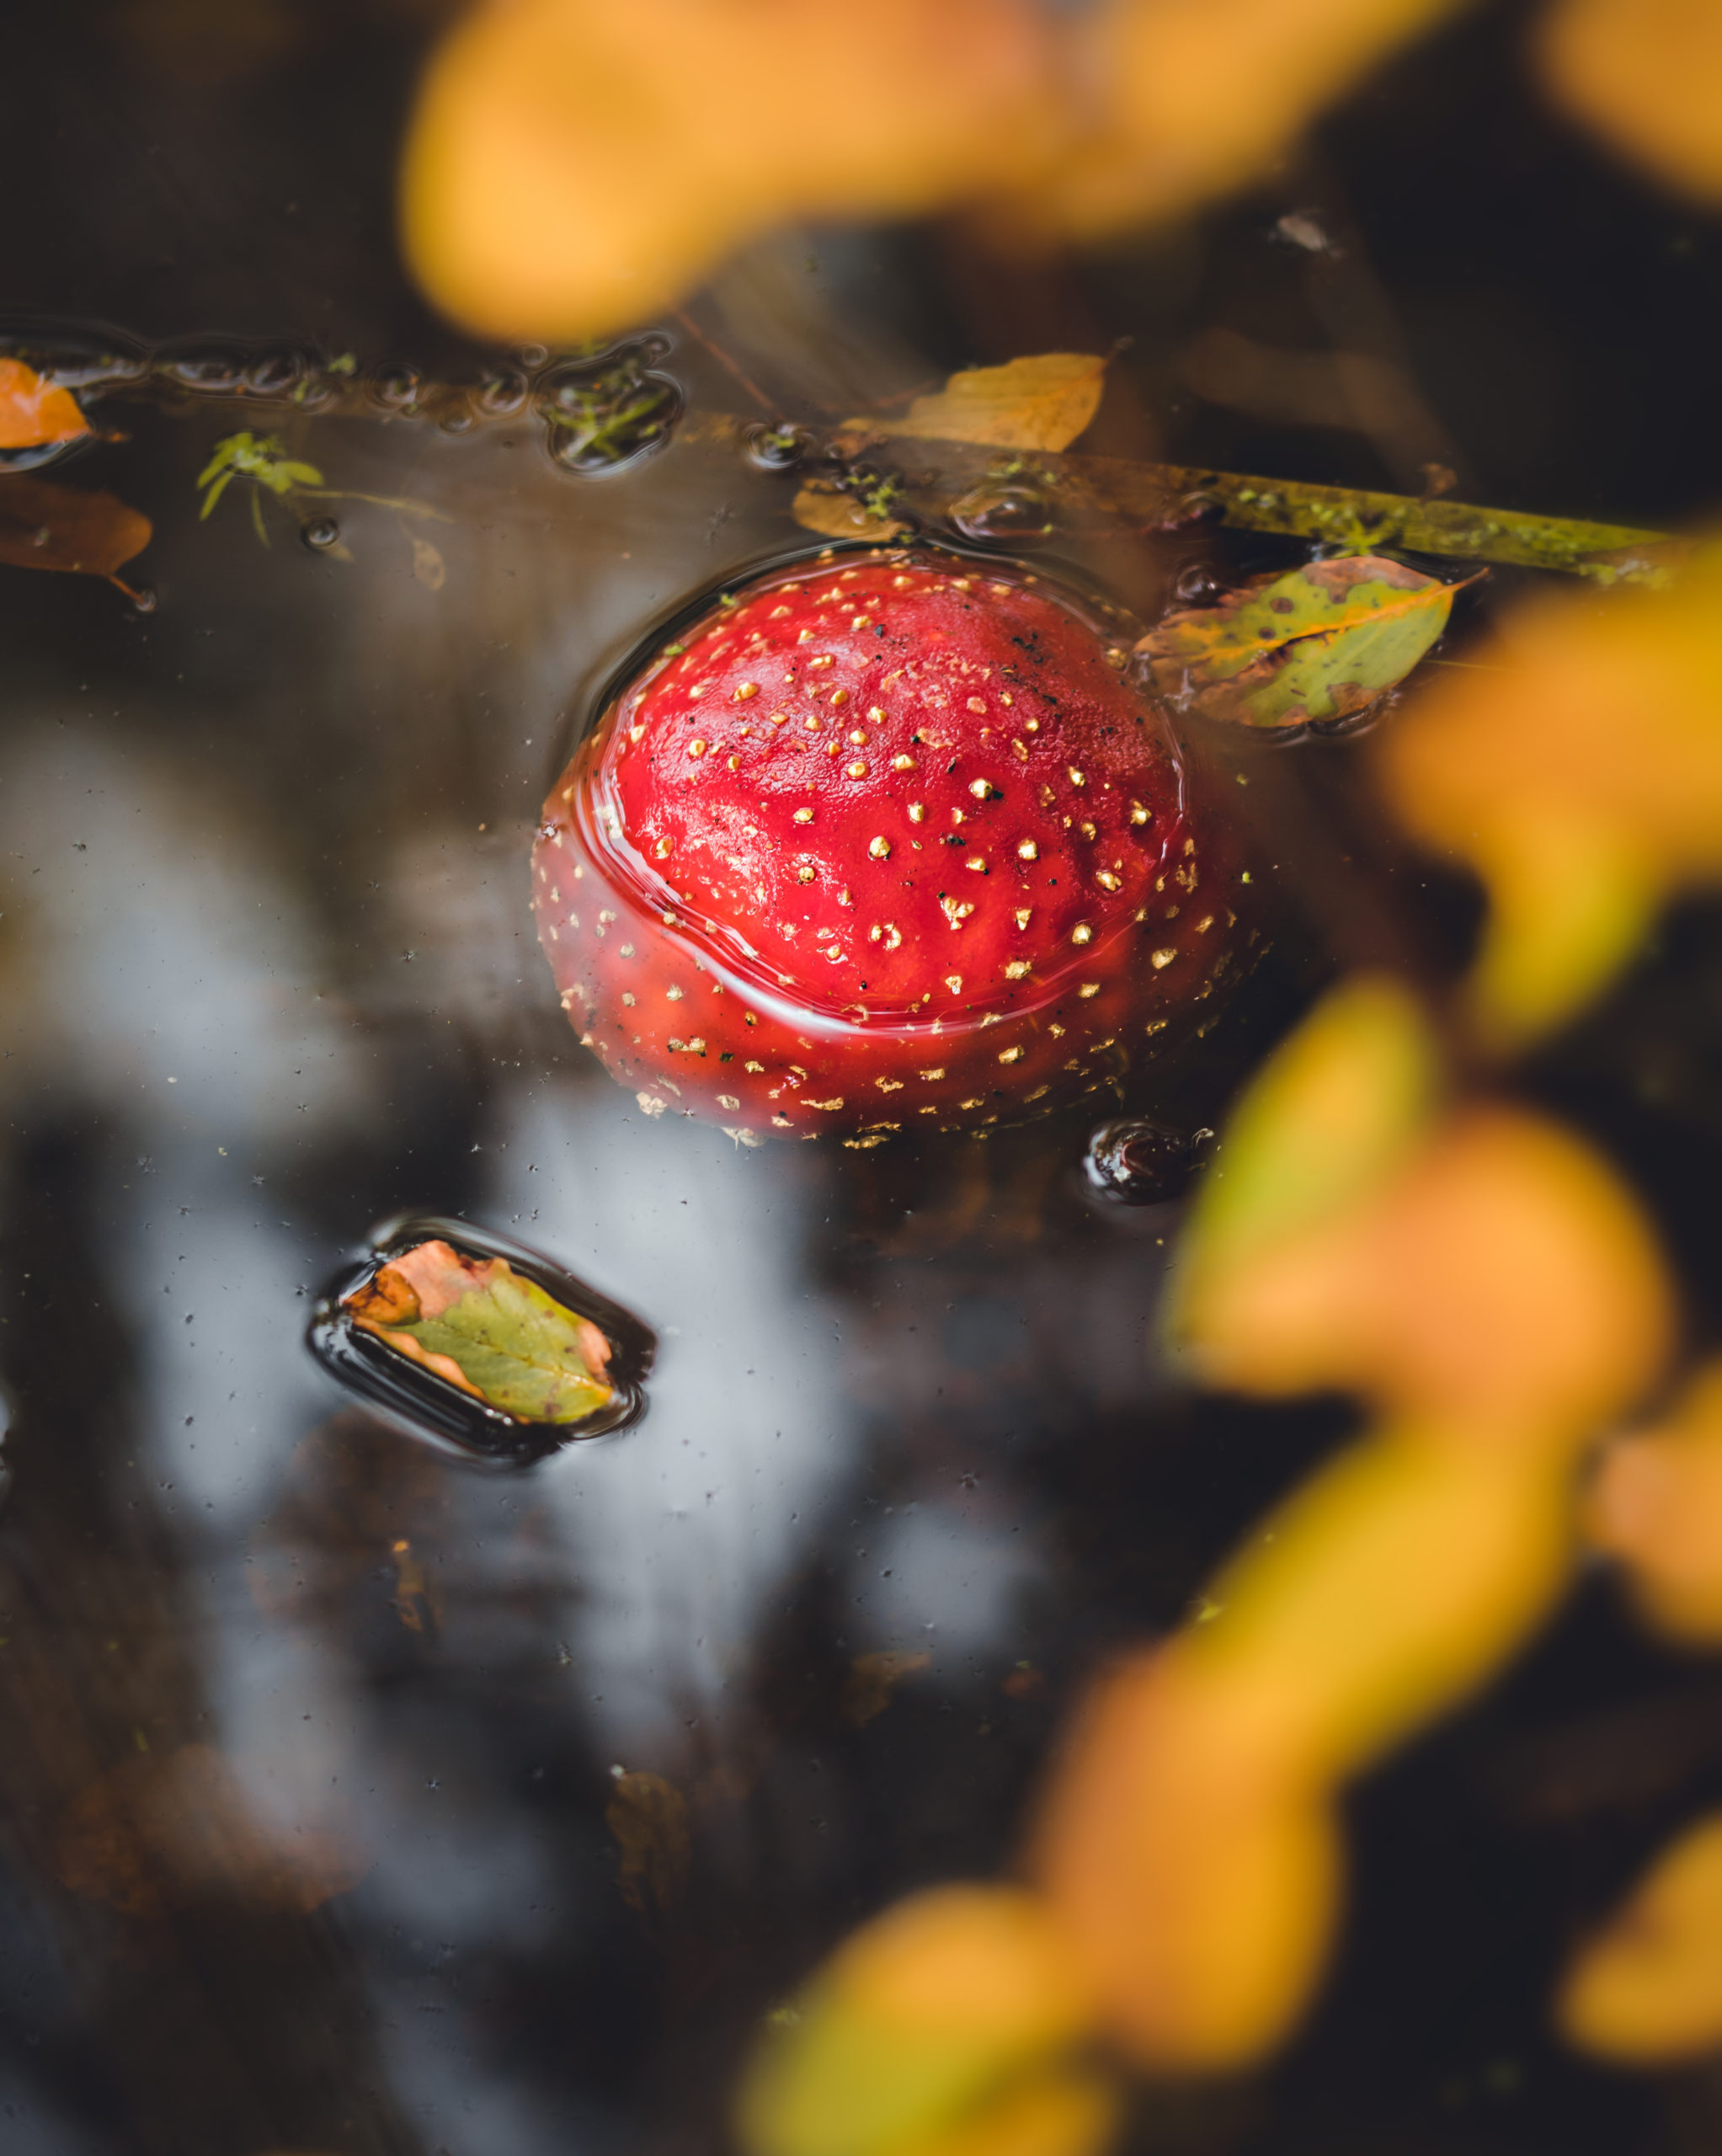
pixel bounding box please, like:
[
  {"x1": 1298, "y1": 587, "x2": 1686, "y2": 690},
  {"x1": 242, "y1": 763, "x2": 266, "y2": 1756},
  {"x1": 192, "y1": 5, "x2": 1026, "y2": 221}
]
[
  {"x1": 0, "y1": 357, "x2": 91, "y2": 451},
  {"x1": 845, "y1": 353, "x2": 1110, "y2": 455},
  {"x1": 0, "y1": 475, "x2": 152, "y2": 592},
  {"x1": 344, "y1": 1237, "x2": 616, "y2": 1423},
  {"x1": 1138, "y1": 554, "x2": 1479, "y2": 729}
]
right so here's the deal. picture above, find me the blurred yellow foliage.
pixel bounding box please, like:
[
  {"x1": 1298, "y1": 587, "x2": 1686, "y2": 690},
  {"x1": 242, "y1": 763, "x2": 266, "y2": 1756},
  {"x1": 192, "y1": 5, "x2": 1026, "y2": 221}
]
[
  {"x1": 401, "y1": 0, "x2": 1471, "y2": 342},
  {"x1": 1538, "y1": 0, "x2": 1722, "y2": 207},
  {"x1": 737, "y1": 1885, "x2": 1104, "y2": 2156},
  {"x1": 1559, "y1": 1812, "x2": 1722, "y2": 2063},
  {"x1": 1378, "y1": 551, "x2": 1722, "y2": 1050},
  {"x1": 1588, "y1": 1361, "x2": 1722, "y2": 1645}
]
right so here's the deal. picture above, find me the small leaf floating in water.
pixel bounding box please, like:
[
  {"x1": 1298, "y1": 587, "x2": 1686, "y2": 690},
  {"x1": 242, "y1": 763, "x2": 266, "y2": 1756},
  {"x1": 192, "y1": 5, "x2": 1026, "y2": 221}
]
[
  {"x1": 307, "y1": 1214, "x2": 653, "y2": 1466},
  {"x1": 0, "y1": 473, "x2": 152, "y2": 598},
  {"x1": 0, "y1": 356, "x2": 92, "y2": 466},
  {"x1": 1138, "y1": 554, "x2": 1482, "y2": 734},
  {"x1": 1083, "y1": 1118, "x2": 1216, "y2": 1205}
]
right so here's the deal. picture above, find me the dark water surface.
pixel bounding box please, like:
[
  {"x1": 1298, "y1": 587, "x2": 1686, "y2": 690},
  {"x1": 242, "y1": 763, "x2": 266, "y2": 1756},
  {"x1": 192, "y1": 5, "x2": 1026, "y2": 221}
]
[{"x1": 3, "y1": 11, "x2": 1722, "y2": 2156}]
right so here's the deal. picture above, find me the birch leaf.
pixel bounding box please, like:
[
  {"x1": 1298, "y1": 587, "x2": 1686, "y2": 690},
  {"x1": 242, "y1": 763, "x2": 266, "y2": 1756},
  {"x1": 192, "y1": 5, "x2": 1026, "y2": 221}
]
[
  {"x1": 1139, "y1": 554, "x2": 1475, "y2": 729},
  {"x1": 849, "y1": 354, "x2": 1108, "y2": 454},
  {"x1": 344, "y1": 1237, "x2": 616, "y2": 1422},
  {"x1": 0, "y1": 358, "x2": 91, "y2": 451}
]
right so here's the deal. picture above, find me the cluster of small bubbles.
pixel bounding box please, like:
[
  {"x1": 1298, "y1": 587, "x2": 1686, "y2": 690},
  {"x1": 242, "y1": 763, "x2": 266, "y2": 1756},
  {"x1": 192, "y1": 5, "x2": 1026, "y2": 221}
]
[
  {"x1": 1083, "y1": 1117, "x2": 1215, "y2": 1204},
  {"x1": 949, "y1": 483, "x2": 1053, "y2": 543},
  {"x1": 368, "y1": 363, "x2": 422, "y2": 411},
  {"x1": 301, "y1": 516, "x2": 340, "y2": 552},
  {"x1": 742, "y1": 421, "x2": 812, "y2": 472}
]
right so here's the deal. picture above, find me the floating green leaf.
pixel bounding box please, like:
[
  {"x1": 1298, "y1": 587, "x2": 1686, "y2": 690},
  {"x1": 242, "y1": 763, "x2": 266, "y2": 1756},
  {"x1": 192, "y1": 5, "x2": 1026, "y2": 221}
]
[
  {"x1": 1138, "y1": 555, "x2": 1480, "y2": 729},
  {"x1": 344, "y1": 1238, "x2": 616, "y2": 1423}
]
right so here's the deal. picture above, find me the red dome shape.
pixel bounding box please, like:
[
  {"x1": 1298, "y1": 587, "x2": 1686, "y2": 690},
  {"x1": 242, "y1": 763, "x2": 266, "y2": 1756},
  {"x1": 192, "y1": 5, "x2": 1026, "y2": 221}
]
[{"x1": 532, "y1": 548, "x2": 1250, "y2": 1146}]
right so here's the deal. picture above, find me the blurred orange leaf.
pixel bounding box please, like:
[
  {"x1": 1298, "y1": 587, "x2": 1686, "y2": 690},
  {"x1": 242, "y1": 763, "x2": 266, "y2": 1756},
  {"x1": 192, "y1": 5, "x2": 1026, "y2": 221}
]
[
  {"x1": 0, "y1": 474, "x2": 152, "y2": 590},
  {"x1": 1378, "y1": 547, "x2": 1722, "y2": 1049},
  {"x1": 400, "y1": 0, "x2": 1069, "y2": 343},
  {"x1": 1587, "y1": 1361, "x2": 1722, "y2": 1644},
  {"x1": 1558, "y1": 1811, "x2": 1722, "y2": 2062},
  {"x1": 0, "y1": 357, "x2": 90, "y2": 451},
  {"x1": 738, "y1": 1886, "x2": 1097, "y2": 2156},
  {"x1": 1538, "y1": 0, "x2": 1722, "y2": 208}
]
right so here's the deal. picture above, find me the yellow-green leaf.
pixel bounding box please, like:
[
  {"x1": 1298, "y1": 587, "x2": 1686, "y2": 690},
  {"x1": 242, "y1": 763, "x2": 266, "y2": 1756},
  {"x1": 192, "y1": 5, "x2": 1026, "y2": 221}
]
[
  {"x1": 849, "y1": 354, "x2": 1108, "y2": 454},
  {"x1": 1139, "y1": 555, "x2": 1477, "y2": 729},
  {"x1": 791, "y1": 483, "x2": 909, "y2": 541},
  {"x1": 344, "y1": 1237, "x2": 615, "y2": 1422}
]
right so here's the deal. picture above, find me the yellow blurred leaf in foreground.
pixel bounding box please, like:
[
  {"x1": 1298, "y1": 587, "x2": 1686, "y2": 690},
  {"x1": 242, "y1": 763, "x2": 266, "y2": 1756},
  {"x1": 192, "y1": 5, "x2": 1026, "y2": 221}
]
[
  {"x1": 1176, "y1": 983, "x2": 1672, "y2": 1433},
  {"x1": 1378, "y1": 550, "x2": 1722, "y2": 1049},
  {"x1": 401, "y1": 0, "x2": 1472, "y2": 342},
  {"x1": 1559, "y1": 1812, "x2": 1722, "y2": 2063},
  {"x1": 1588, "y1": 1361, "x2": 1722, "y2": 1644},
  {"x1": 846, "y1": 355, "x2": 1109, "y2": 456},
  {"x1": 1538, "y1": 0, "x2": 1722, "y2": 208},
  {"x1": 400, "y1": 0, "x2": 1069, "y2": 342},
  {"x1": 1039, "y1": 0, "x2": 1469, "y2": 239},
  {"x1": 737, "y1": 1885, "x2": 1096, "y2": 2156}
]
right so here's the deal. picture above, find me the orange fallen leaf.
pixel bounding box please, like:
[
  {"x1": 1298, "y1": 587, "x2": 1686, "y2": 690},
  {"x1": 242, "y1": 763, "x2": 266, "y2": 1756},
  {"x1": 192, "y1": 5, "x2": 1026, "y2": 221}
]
[
  {"x1": 845, "y1": 355, "x2": 1108, "y2": 456},
  {"x1": 0, "y1": 474, "x2": 151, "y2": 593},
  {"x1": 1538, "y1": 0, "x2": 1722, "y2": 208},
  {"x1": 0, "y1": 357, "x2": 90, "y2": 451}
]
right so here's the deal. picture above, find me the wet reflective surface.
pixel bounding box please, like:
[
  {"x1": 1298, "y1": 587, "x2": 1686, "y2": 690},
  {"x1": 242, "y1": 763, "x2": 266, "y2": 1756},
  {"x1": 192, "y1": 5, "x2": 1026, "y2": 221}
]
[{"x1": 4, "y1": 11, "x2": 1722, "y2": 2154}]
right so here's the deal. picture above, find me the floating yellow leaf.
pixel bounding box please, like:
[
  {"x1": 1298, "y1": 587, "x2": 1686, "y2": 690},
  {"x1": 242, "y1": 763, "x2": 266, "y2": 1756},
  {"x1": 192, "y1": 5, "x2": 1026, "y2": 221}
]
[
  {"x1": 1378, "y1": 547, "x2": 1722, "y2": 1049},
  {"x1": 0, "y1": 357, "x2": 91, "y2": 451},
  {"x1": 847, "y1": 355, "x2": 1108, "y2": 456},
  {"x1": 1138, "y1": 555, "x2": 1479, "y2": 730},
  {"x1": 1587, "y1": 1361, "x2": 1722, "y2": 1644},
  {"x1": 790, "y1": 483, "x2": 908, "y2": 542},
  {"x1": 1559, "y1": 1812, "x2": 1722, "y2": 2062},
  {"x1": 1538, "y1": 0, "x2": 1722, "y2": 208}
]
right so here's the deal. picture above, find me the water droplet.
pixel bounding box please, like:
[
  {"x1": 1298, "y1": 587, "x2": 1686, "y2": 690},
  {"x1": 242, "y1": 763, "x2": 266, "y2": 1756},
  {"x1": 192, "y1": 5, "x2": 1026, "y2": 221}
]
[
  {"x1": 742, "y1": 422, "x2": 811, "y2": 472},
  {"x1": 949, "y1": 484, "x2": 1053, "y2": 543},
  {"x1": 307, "y1": 1214, "x2": 654, "y2": 1468},
  {"x1": 126, "y1": 584, "x2": 158, "y2": 616},
  {"x1": 301, "y1": 517, "x2": 340, "y2": 552},
  {"x1": 437, "y1": 405, "x2": 477, "y2": 435},
  {"x1": 1083, "y1": 1118, "x2": 1214, "y2": 1204}
]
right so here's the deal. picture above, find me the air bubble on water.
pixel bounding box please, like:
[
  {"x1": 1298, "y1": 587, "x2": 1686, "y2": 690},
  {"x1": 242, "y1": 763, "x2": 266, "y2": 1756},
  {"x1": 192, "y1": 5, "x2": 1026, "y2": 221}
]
[
  {"x1": 539, "y1": 341, "x2": 683, "y2": 474},
  {"x1": 301, "y1": 517, "x2": 340, "y2": 552},
  {"x1": 1083, "y1": 1118, "x2": 1214, "y2": 1205},
  {"x1": 0, "y1": 437, "x2": 85, "y2": 475},
  {"x1": 742, "y1": 422, "x2": 811, "y2": 472},
  {"x1": 477, "y1": 368, "x2": 528, "y2": 417},
  {"x1": 126, "y1": 584, "x2": 158, "y2": 616},
  {"x1": 1173, "y1": 561, "x2": 1224, "y2": 606},
  {"x1": 243, "y1": 350, "x2": 305, "y2": 398},
  {"x1": 306, "y1": 1214, "x2": 655, "y2": 1469},
  {"x1": 157, "y1": 345, "x2": 246, "y2": 392},
  {"x1": 368, "y1": 362, "x2": 422, "y2": 411},
  {"x1": 438, "y1": 407, "x2": 477, "y2": 435},
  {"x1": 949, "y1": 484, "x2": 1053, "y2": 543}
]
